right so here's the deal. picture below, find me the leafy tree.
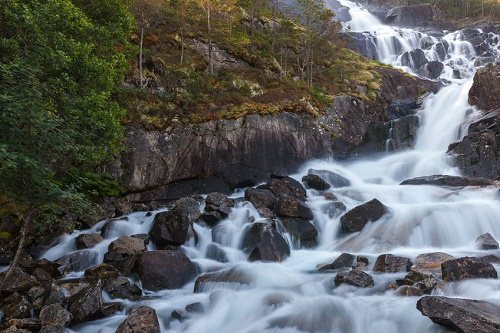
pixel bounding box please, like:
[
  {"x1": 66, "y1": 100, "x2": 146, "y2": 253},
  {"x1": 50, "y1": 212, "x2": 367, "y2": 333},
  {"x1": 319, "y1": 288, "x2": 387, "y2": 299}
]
[{"x1": 0, "y1": 0, "x2": 132, "y2": 287}]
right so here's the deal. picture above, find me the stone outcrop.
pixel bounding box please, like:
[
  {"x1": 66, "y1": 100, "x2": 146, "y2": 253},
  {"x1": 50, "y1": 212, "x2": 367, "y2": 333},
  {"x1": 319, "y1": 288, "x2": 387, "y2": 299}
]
[
  {"x1": 468, "y1": 63, "x2": 500, "y2": 111},
  {"x1": 385, "y1": 4, "x2": 434, "y2": 27},
  {"x1": 417, "y1": 296, "x2": 500, "y2": 333}
]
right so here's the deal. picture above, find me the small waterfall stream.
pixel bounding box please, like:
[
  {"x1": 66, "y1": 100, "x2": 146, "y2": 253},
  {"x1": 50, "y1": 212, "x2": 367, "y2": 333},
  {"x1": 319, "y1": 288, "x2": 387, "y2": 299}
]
[{"x1": 37, "y1": 2, "x2": 500, "y2": 332}]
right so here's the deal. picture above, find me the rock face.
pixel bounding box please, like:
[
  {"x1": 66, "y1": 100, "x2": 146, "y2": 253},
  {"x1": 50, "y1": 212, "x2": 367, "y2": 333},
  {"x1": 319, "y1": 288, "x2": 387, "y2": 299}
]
[
  {"x1": 334, "y1": 270, "x2": 374, "y2": 288},
  {"x1": 242, "y1": 222, "x2": 290, "y2": 262},
  {"x1": 469, "y1": 63, "x2": 500, "y2": 110},
  {"x1": 116, "y1": 306, "x2": 161, "y2": 333},
  {"x1": 136, "y1": 250, "x2": 197, "y2": 291},
  {"x1": 340, "y1": 199, "x2": 389, "y2": 233},
  {"x1": 340, "y1": 32, "x2": 378, "y2": 60},
  {"x1": 115, "y1": 71, "x2": 438, "y2": 200},
  {"x1": 400, "y1": 175, "x2": 494, "y2": 187},
  {"x1": 417, "y1": 296, "x2": 500, "y2": 333},
  {"x1": 386, "y1": 4, "x2": 434, "y2": 27},
  {"x1": 441, "y1": 257, "x2": 498, "y2": 282}
]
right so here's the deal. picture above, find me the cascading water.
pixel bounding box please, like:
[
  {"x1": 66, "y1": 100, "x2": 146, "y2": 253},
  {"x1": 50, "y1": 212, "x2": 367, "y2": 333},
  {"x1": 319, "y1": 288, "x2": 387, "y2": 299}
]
[{"x1": 36, "y1": 2, "x2": 500, "y2": 333}]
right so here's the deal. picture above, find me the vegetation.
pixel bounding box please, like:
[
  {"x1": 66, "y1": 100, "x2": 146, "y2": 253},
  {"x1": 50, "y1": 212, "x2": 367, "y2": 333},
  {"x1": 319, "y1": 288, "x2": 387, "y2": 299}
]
[{"x1": 0, "y1": 0, "x2": 132, "y2": 286}]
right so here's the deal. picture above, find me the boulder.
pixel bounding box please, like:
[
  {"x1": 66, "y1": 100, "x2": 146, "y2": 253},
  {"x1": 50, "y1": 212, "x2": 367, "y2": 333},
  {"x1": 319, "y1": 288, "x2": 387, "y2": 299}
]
[
  {"x1": 115, "y1": 306, "x2": 160, "y2": 333},
  {"x1": 328, "y1": 0, "x2": 352, "y2": 22},
  {"x1": 319, "y1": 253, "x2": 356, "y2": 271},
  {"x1": 340, "y1": 32, "x2": 378, "y2": 60},
  {"x1": 396, "y1": 285, "x2": 423, "y2": 297},
  {"x1": 173, "y1": 197, "x2": 201, "y2": 221},
  {"x1": 322, "y1": 201, "x2": 347, "y2": 218},
  {"x1": 67, "y1": 278, "x2": 103, "y2": 323},
  {"x1": 267, "y1": 176, "x2": 306, "y2": 201},
  {"x1": 0, "y1": 267, "x2": 37, "y2": 292},
  {"x1": 275, "y1": 195, "x2": 313, "y2": 220},
  {"x1": 413, "y1": 252, "x2": 455, "y2": 275},
  {"x1": 136, "y1": 250, "x2": 197, "y2": 291},
  {"x1": 39, "y1": 304, "x2": 72, "y2": 329},
  {"x1": 279, "y1": 218, "x2": 318, "y2": 247},
  {"x1": 75, "y1": 233, "x2": 103, "y2": 249},
  {"x1": 469, "y1": 62, "x2": 500, "y2": 111},
  {"x1": 308, "y1": 169, "x2": 350, "y2": 188},
  {"x1": 334, "y1": 270, "x2": 374, "y2": 288},
  {"x1": 206, "y1": 243, "x2": 229, "y2": 263},
  {"x1": 149, "y1": 209, "x2": 191, "y2": 248},
  {"x1": 400, "y1": 175, "x2": 494, "y2": 187},
  {"x1": 244, "y1": 188, "x2": 276, "y2": 210},
  {"x1": 417, "y1": 296, "x2": 500, "y2": 333},
  {"x1": 476, "y1": 233, "x2": 499, "y2": 250},
  {"x1": 103, "y1": 276, "x2": 142, "y2": 300},
  {"x1": 242, "y1": 222, "x2": 290, "y2": 262},
  {"x1": 401, "y1": 49, "x2": 428, "y2": 70},
  {"x1": 340, "y1": 199, "x2": 388, "y2": 233},
  {"x1": 302, "y1": 174, "x2": 331, "y2": 191},
  {"x1": 84, "y1": 263, "x2": 119, "y2": 280},
  {"x1": 104, "y1": 236, "x2": 146, "y2": 274},
  {"x1": 420, "y1": 61, "x2": 444, "y2": 79},
  {"x1": 0, "y1": 292, "x2": 33, "y2": 321},
  {"x1": 386, "y1": 4, "x2": 434, "y2": 27},
  {"x1": 373, "y1": 254, "x2": 412, "y2": 273},
  {"x1": 194, "y1": 269, "x2": 251, "y2": 292},
  {"x1": 441, "y1": 257, "x2": 497, "y2": 282},
  {"x1": 100, "y1": 302, "x2": 124, "y2": 317},
  {"x1": 201, "y1": 193, "x2": 234, "y2": 226}
]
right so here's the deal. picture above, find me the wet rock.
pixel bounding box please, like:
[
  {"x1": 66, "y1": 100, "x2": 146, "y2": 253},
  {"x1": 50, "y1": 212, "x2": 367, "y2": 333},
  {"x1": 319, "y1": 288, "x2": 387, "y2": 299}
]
[
  {"x1": 275, "y1": 195, "x2": 313, "y2": 220},
  {"x1": 245, "y1": 188, "x2": 276, "y2": 210},
  {"x1": 0, "y1": 292, "x2": 32, "y2": 321},
  {"x1": 174, "y1": 197, "x2": 201, "y2": 221},
  {"x1": 67, "y1": 278, "x2": 103, "y2": 323},
  {"x1": 401, "y1": 49, "x2": 428, "y2": 70},
  {"x1": 373, "y1": 254, "x2": 412, "y2": 273},
  {"x1": 39, "y1": 304, "x2": 72, "y2": 329},
  {"x1": 476, "y1": 233, "x2": 499, "y2": 250},
  {"x1": 206, "y1": 192, "x2": 234, "y2": 208},
  {"x1": 302, "y1": 174, "x2": 331, "y2": 191},
  {"x1": 469, "y1": 62, "x2": 500, "y2": 111},
  {"x1": 308, "y1": 169, "x2": 350, "y2": 188},
  {"x1": 171, "y1": 309, "x2": 190, "y2": 322},
  {"x1": 481, "y1": 254, "x2": 500, "y2": 264},
  {"x1": 103, "y1": 276, "x2": 142, "y2": 300},
  {"x1": 386, "y1": 4, "x2": 434, "y2": 27},
  {"x1": 322, "y1": 201, "x2": 347, "y2": 219},
  {"x1": 386, "y1": 115, "x2": 420, "y2": 151},
  {"x1": 27, "y1": 286, "x2": 47, "y2": 311},
  {"x1": 206, "y1": 243, "x2": 229, "y2": 263},
  {"x1": 201, "y1": 193, "x2": 234, "y2": 225},
  {"x1": 400, "y1": 175, "x2": 494, "y2": 187},
  {"x1": 328, "y1": 0, "x2": 352, "y2": 22},
  {"x1": 279, "y1": 218, "x2": 318, "y2": 247},
  {"x1": 137, "y1": 250, "x2": 197, "y2": 291},
  {"x1": 413, "y1": 252, "x2": 454, "y2": 275},
  {"x1": 104, "y1": 236, "x2": 145, "y2": 274},
  {"x1": 3, "y1": 318, "x2": 40, "y2": 331},
  {"x1": 194, "y1": 269, "x2": 251, "y2": 293},
  {"x1": 131, "y1": 233, "x2": 150, "y2": 246},
  {"x1": 84, "y1": 263, "x2": 119, "y2": 280},
  {"x1": 396, "y1": 285, "x2": 423, "y2": 297},
  {"x1": 441, "y1": 257, "x2": 497, "y2": 282},
  {"x1": 319, "y1": 253, "x2": 356, "y2": 271},
  {"x1": 267, "y1": 176, "x2": 306, "y2": 201},
  {"x1": 75, "y1": 233, "x2": 103, "y2": 249},
  {"x1": 340, "y1": 199, "x2": 388, "y2": 233},
  {"x1": 414, "y1": 277, "x2": 439, "y2": 294},
  {"x1": 417, "y1": 296, "x2": 500, "y2": 333},
  {"x1": 185, "y1": 302, "x2": 204, "y2": 313},
  {"x1": 334, "y1": 270, "x2": 374, "y2": 288},
  {"x1": 100, "y1": 302, "x2": 124, "y2": 317},
  {"x1": 0, "y1": 267, "x2": 37, "y2": 292},
  {"x1": 340, "y1": 32, "x2": 378, "y2": 60},
  {"x1": 115, "y1": 306, "x2": 160, "y2": 333},
  {"x1": 149, "y1": 209, "x2": 191, "y2": 248},
  {"x1": 420, "y1": 61, "x2": 444, "y2": 79},
  {"x1": 242, "y1": 222, "x2": 290, "y2": 262}
]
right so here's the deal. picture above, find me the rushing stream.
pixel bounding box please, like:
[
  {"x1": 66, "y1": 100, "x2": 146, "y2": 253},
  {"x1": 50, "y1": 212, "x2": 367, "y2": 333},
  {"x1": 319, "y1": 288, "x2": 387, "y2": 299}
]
[{"x1": 39, "y1": 2, "x2": 500, "y2": 332}]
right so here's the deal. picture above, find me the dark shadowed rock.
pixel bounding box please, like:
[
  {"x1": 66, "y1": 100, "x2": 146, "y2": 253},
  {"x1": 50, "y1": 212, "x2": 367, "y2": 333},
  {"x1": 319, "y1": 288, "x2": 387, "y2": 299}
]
[
  {"x1": 441, "y1": 257, "x2": 497, "y2": 282},
  {"x1": 302, "y1": 174, "x2": 331, "y2": 191},
  {"x1": 201, "y1": 193, "x2": 234, "y2": 226},
  {"x1": 279, "y1": 218, "x2": 318, "y2": 247},
  {"x1": 340, "y1": 32, "x2": 378, "y2": 60},
  {"x1": 334, "y1": 270, "x2": 374, "y2": 288},
  {"x1": 319, "y1": 253, "x2": 356, "y2": 271},
  {"x1": 0, "y1": 267, "x2": 37, "y2": 292},
  {"x1": 137, "y1": 250, "x2": 197, "y2": 291},
  {"x1": 420, "y1": 61, "x2": 444, "y2": 79},
  {"x1": 275, "y1": 195, "x2": 313, "y2": 220},
  {"x1": 417, "y1": 296, "x2": 500, "y2": 333},
  {"x1": 0, "y1": 292, "x2": 33, "y2": 321},
  {"x1": 401, "y1": 49, "x2": 428, "y2": 70},
  {"x1": 39, "y1": 304, "x2": 72, "y2": 329},
  {"x1": 386, "y1": 4, "x2": 434, "y2": 27},
  {"x1": 308, "y1": 169, "x2": 350, "y2": 188},
  {"x1": 206, "y1": 243, "x2": 229, "y2": 263},
  {"x1": 174, "y1": 197, "x2": 201, "y2": 221},
  {"x1": 67, "y1": 278, "x2": 103, "y2": 323},
  {"x1": 115, "y1": 306, "x2": 160, "y2": 333},
  {"x1": 401, "y1": 175, "x2": 494, "y2": 187},
  {"x1": 75, "y1": 233, "x2": 103, "y2": 249},
  {"x1": 194, "y1": 269, "x2": 251, "y2": 292},
  {"x1": 245, "y1": 188, "x2": 276, "y2": 210},
  {"x1": 373, "y1": 254, "x2": 412, "y2": 273},
  {"x1": 104, "y1": 237, "x2": 145, "y2": 275},
  {"x1": 340, "y1": 199, "x2": 388, "y2": 233},
  {"x1": 149, "y1": 210, "x2": 190, "y2": 248},
  {"x1": 476, "y1": 233, "x2": 499, "y2": 250},
  {"x1": 468, "y1": 62, "x2": 500, "y2": 111},
  {"x1": 242, "y1": 222, "x2": 290, "y2": 262},
  {"x1": 84, "y1": 263, "x2": 119, "y2": 280},
  {"x1": 103, "y1": 276, "x2": 142, "y2": 300},
  {"x1": 267, "y1": 176, "x2": 306, "y2": 201},
  {"x1": 100, "y1": 302, "x2": 124, "y2": 317},
  {"x1": 396, "y1": 285, "x2": 423, "y2": 297}
]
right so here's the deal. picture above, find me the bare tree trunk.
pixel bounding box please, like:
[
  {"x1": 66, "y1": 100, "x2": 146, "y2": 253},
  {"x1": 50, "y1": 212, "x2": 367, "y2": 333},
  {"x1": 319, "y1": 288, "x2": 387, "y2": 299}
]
[
  {"x1": 0, "y1": 210, "x2": 33, "y2": 290},
  {"x1": 207, "y1": 6, "x2": 214, "y2": 75},
  {"x1": 180, "y1": 28, "x2": 185, "y2": 65},
  {"x1": 139, "y1": 14, "x2": 145, "y2": 88}
]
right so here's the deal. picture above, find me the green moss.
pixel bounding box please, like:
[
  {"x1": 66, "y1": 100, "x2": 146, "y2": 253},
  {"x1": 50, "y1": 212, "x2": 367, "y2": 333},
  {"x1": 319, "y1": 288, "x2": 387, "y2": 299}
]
[{"x1": 0, "y1": 231, "x2": 11, "y2": 239}]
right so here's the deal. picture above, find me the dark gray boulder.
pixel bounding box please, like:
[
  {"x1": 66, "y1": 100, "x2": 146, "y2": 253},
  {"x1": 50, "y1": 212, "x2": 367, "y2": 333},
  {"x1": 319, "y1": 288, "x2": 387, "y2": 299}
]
[
  {"x1": 401, "y1": 49, "x2": 428, "y2": 70},
  {"x1": 319, "y1": 253, "x2": 356, "y2": 271},
  {"x1": 75, "y1": 234, "x2": 103, "y2": 249},
  {"x1": 400, "y1": 175, "x2": 494, "y2": 187},
  {"x1": 340, "y1": 199, "x2": 389, "y2": 233},
  {"x1": 275, "y1": 195, "x2": 313, "y2": 220},
  {"x1": 244, "y1": 188, "x2": 276, "y2": 210},
  {"x1": 194, "y1": 268, "x2": 251, "y2": 292},
  {"x1": 115, "y1": 306, "x2": 160, "y2": 333},
  {"x1": 476, "y1": 233, "x2": 499, "y2": 250},
  {"x1": 302, "y1": 174, "x2": 331, "y2": 191},
  {"x1": 267, "y1": 176, "x2": 307, "y2": 201},
  {"x1": 334, "y1": 270, "x2": 374, "y2": 288},
  {"x1": 242, "y1": 222, "x2": 290, "y2": 262},
  {"x1": 279, "y1": 218, "x2": 318, "y2": 247},
  {"x1": 103, "y1": 236, "x2": 146, "y2": 275},
  {"x1": 308, "y1": 169, "x2": 350, "y2": 188},
  {"x1": 373, "y1": 254, "x2": 412, "y2": 273},
  {"x1": 420, "y1": 61, "x2": 444, "y2": 79},
  {"x1": 441, "y1": 257, "x2": 498, "y2": 282}
]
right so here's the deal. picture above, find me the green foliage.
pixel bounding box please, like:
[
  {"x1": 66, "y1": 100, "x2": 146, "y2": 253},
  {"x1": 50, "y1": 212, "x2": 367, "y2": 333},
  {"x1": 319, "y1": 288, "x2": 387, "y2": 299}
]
[{"x1": 0, "y1": 0, "x2": 132, "y2": 223}]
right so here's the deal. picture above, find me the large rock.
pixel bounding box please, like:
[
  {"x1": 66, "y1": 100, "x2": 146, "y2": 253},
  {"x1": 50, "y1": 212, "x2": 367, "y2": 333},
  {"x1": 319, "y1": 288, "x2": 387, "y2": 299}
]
[
  {"x1": 307, "y1": 169, "x2": 350, "y2": 188},
  {"x1": 149, "y1": 209, "x2": 191, "y2": 248},
  {"x1": 373, "y1": 254, "x2": 412, "y2": 273},
  {"x1": 75, "y1": 233, "x2": 103, "y2": 249},
  {"x1": 401, "y1": 49, "x2": 428, "y2": 70},
  {"x1": 116, "y1": 306, "x2": 160, "y2": 333},
  {"x1": 242, "y1": 222, "x2": 290, "y2": 262},
  {"x1": 340, "y1": 199, "x2": 388, "y2": 233},
  {"x1": 469, "y1": 62, "x2": 500, "y2": 111},
  {"x1": 194, "y1": 268, "x2": 251, "y2": 292},
  {"x1": 136, "y1": 250, "x2": 197, "y2": 291},
  {"x1": 441, "y1": 257, "x2": 498, "y2": 282},
  {"x1": 67, "y1": 278, "x2": 103, "y2": 323},
  {"x1": 417, "y1": 296, "x2": 500, "y2": 333},
  {"x1": 386, "y1": 4, "x2": 434, "y2": 27},
  {"x1": 413, "y1": 252, "x2": 454, "y2": 275},
  {"x1": 340, "y1": 32, "x2": 378, "y2": 60},
  {"x1": 400, "y1": 175, "x2": 494, "y2": 187},
  {"x1": 267, "y1": 176, "x2": 306, "y2": 201},
  {"x1": 476, "y1": 233, "x2": 499, "y2": 250},
  {"x1": 302, "y1": 174, "x2": 331, "y2": 191},
  {"x1": 39, "y1": 304, "x2": 72, "y2": 330},
  {"x1": 103, "y1": 236, "x2": 146, "y2": 274},
  {"x1": 275, "y1": 195, "x2": 313, "y2": 220},
  {"x1": 279, "y1": 218, "x2": 318, "y2": 247},
  {"x1": 0, "y1": 292, "x2": 33, "y2": 321},
  {"x1": 334, "y1": 270, "x2": 374, "y2": 288},
  {"x1": 319, "y1": 253, "x2": 355, "y2": 271},
  {"x1": 245, "y1": 188, "x2": 276, "y2": 210},
  {"x1": 201, "y1": 192, "x2": 234, "y2": 225},
  {"x1": 420, "y1": 61, "x2": 444, "y2": 79}
]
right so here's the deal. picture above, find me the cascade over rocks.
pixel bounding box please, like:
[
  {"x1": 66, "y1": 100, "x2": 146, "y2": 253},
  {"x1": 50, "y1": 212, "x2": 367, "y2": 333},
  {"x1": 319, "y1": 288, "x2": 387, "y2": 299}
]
[
  {"x1": 417, "y1": 296, "x2": 500, "y2": 333},
  {"x1": 115, "y1": 306, "x2": 161, "y2": 333},
  {"x1": 340, "y1": 199, "x2": 389, "y2": 233},
  {"x1": 279, "y1": 218, "x2": 318, "y2": 247},
  {"x1": 242, "y1": 222, "x2": 290, "y2": 262},
  {"x1": 401, "y1": 49, "x2": 428, "y2": 70},
  {"x1": 385, "y1": 4, "x2": 434, "y2": 27},
  {"x1": 194, "y1": 269, "x2": 251, "y2": 293},
  {"x1": 441, "y1": 257, "x2": 498, "y2": 282},
  {"x1": 136, "y1": 250, "x2": 197, "y2": 291},
  {"x1": 420, "y1": 61, "x2": 444, "y2": 79},
  {"x1": 75, "y1": 234, "x2": 103, "y2": 249}
]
